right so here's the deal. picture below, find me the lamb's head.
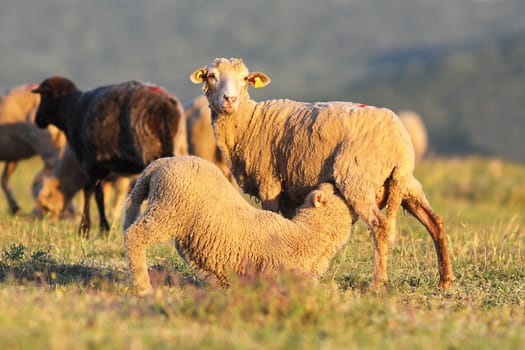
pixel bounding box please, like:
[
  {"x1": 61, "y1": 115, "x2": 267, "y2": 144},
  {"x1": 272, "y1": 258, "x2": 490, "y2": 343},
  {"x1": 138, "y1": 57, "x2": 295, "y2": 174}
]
[
  {"x1": 299, "y1": 183, "x2": 356, "y2": 224},
  {"x1": 32, "y1": 76, "x2": 79, "y2": 129},
  {"x1": 190, "y1": 58, "x2": 270, "y2": 115}
]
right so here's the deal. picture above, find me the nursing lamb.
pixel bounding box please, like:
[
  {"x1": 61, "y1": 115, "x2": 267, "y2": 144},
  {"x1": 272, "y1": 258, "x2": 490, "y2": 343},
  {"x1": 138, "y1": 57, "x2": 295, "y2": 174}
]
[{"x1": 123, "y1": 156, "x2": 354, "y2": 296}]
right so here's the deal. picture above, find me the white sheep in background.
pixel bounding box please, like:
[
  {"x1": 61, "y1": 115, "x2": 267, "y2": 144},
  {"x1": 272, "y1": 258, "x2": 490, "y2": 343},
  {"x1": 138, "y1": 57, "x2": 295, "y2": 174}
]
[
  {"x1": 190, "y1": 58, "x2": 454, "y2": 290},
  {"x1": 183, "y1": 95, "x2": 235, "y2": 184},
  {"x1": 123, "y1": 156, "x2": 354, "y2": 296},
  {"x1": 0, "y1": 84, "x2": 67, "y2": 214},
  {"x1": 398, "y1": 110, "x2": 428, "y2": 163},
  {"x1": 34, "y1": 144, "x2": 131, "y2": 220}
]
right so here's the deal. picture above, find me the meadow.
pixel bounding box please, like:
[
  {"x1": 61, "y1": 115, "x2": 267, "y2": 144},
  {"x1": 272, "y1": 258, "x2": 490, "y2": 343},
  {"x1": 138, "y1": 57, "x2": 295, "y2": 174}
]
[{"x1": 0, "y1": 156, "x2": 523, "y2": 349}]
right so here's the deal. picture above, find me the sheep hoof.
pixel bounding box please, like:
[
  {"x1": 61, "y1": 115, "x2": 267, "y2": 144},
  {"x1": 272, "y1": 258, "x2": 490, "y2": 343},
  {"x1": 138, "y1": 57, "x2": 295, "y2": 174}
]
[
  {"x1": 78, "y1": 224, "x2": 90, "y2": 239},
  {"x1": 368, "y1": 279, "x2": 389, "y2": 294},
  {"x1": 438, "y1": 278, "x2": 454, "y2": 290},
  {"x1": 8, "y1": 204, "x2": 20, "y2": 215},
  {"x1": 136, "y1": 286, "x2": 154, "y2": 298}
]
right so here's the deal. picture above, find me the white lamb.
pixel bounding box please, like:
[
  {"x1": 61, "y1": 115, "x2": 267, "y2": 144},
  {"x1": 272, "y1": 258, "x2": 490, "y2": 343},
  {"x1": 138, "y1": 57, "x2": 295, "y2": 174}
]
[
  {"x1": 190, "y1": 58, "x2": 455, "y2": 290},
  {"x1": 123, "y1": 156, "x2": 354, "y2": 296}
]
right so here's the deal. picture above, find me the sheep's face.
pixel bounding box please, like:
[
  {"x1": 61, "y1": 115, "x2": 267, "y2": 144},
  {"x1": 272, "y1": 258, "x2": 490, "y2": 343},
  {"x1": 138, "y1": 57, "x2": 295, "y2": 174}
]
[
  {"x1": 32, "y1": 76, "x2": 78, "y2": 129},
  {"x1": 190, "y1": 58, "x2": 270, "y2": 115}
]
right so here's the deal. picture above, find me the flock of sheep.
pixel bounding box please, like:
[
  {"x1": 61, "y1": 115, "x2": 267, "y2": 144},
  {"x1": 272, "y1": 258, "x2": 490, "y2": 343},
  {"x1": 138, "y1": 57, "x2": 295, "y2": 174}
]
[{"x1": 0, "y1": 57, "x2": 454, "y2": 295}]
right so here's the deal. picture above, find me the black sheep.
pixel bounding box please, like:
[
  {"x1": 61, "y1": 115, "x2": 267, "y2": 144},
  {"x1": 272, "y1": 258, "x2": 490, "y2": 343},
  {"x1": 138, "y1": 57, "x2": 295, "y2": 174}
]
[{"x1": 32, "y1": 76, "x2": 187, "y2": 236}]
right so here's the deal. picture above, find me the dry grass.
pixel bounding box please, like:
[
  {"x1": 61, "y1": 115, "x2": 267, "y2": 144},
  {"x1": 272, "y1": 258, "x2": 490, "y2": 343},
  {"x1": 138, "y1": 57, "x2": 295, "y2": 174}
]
[{"x1": 0, "y1": 156, "x2": 523, "y2": 349}]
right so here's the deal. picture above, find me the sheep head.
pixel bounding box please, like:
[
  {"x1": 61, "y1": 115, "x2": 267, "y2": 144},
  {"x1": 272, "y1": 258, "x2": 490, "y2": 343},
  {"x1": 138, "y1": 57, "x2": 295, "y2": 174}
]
[
  {"x1": 32, "y1": 76, "x2": 79, "y2": 129},
  {"x1": 190, "y1": 58, "x2": 270, "y2": 115},
  {"x1": 35, "y1": 177, "x2": 65, "y2": 219}
]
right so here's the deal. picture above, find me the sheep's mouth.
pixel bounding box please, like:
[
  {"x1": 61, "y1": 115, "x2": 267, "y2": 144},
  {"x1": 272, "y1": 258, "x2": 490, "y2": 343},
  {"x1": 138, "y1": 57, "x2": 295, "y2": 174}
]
[{"x1": 220, "y1": 103, "x2": 236, "y2": 114}]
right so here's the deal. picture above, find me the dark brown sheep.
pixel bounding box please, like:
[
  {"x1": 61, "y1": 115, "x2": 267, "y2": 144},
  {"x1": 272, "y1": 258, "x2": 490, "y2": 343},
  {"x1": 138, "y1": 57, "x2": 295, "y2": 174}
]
[{"x1": 32, "y1": 77, "x2": 187, "y2": 236}]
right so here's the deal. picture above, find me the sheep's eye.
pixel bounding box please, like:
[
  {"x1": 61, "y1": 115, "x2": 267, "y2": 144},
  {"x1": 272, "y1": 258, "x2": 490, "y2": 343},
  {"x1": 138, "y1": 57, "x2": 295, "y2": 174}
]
[{"x1": 207, "y1": 73, "x2": 216, "y2": 81}]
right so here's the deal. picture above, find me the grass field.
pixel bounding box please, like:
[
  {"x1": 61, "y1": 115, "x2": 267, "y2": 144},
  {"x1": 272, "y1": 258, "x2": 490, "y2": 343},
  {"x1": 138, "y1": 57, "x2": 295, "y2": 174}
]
[{"x1": 0, "y1": 156, "x2": 523, "y2": 349}]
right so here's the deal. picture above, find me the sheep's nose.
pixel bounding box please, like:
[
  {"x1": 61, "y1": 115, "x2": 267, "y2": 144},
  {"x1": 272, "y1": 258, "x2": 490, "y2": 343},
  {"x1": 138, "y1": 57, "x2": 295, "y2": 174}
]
[{"x1": 223, "y1": 95, "x2": 237, "y2": 103}]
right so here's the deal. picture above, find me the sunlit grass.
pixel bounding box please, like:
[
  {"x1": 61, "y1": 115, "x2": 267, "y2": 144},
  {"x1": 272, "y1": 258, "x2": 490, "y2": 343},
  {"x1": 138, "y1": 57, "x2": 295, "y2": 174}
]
[{"x1": 0, "y1": 156, "x2": 524, "y2": 349}]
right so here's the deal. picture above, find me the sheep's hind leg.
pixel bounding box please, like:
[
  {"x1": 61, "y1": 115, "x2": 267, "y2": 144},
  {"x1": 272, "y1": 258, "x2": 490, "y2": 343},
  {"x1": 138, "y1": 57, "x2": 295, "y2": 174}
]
[
  {"x1": 362, "y1": 205, "x2": 391, "y2": 291},
  {"x1": 2, "y1": 162, "x2": 20, "y2": 214},
  {"x1": 402, "y1": 175, "x2": 455, "y2": 289},
  {"x1": 340, "y1": 186, "x2": 391, "y2": 291}
]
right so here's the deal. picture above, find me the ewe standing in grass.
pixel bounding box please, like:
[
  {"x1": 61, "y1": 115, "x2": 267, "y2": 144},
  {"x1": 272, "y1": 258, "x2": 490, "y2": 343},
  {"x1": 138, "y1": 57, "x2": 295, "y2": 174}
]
[
  {"x1": 190, "y1": 58, "x2": 455, "y2": 290},
  {"x1": 123, "y1": 156, "x2": 354, "y2": 296},
  {"x1": 32, "y1": 77, "x2": 187, "y2": 236},
  {"x1": 0, "y1": 83, "x2": 67, "y2": 214}
]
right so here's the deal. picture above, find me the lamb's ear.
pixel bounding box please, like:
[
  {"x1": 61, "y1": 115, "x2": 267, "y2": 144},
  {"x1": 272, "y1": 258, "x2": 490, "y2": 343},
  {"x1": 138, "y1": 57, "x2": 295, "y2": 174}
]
[
  {"x1": 247, "y1": 72, "x2": 271, "y2": 88},
  {"x1": 190, "y1": 68, "x2": 207, "y2": 84},
  {"x1": 311, "y1": 191, "x2": 327, "y2": 208}
]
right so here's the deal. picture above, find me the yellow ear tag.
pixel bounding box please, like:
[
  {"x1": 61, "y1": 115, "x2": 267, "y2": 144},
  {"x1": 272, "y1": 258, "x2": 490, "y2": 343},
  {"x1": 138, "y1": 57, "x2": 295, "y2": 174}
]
[
  {"x1": 253, "y1": 76, "x2": 265, "y2": 88},
  {"x1": 196, "y1": 71, "x2": 203, "y2": 80}
]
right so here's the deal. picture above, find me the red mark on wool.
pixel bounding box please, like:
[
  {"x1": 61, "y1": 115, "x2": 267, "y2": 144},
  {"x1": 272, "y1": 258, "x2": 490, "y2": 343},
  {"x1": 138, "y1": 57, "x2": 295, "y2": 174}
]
[
  {"x1": 146, "y1": 85, "x2": 164, "y2": 94},
  {"x1": 353, "y1": 102, "x2": 378, "y2": 109}
]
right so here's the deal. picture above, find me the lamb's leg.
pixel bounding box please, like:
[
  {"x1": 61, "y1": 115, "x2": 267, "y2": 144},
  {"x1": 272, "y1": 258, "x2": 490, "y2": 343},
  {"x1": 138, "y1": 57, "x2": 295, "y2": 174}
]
[
  {"x1": 124, "y1": 225, "x2": 154, "y2": 297},
  {"x1": 402, "y1": 176, "x2": 455, "y2": 289},
  {"x1": 2, "y1": 162, "x2": 20, "y2": 214},
  {"x1": 124, "y1": 212, "x2": 174, "y2": 296},
  {"x1": 94, "y1": 180, "x2": 110, "y2": 233}
]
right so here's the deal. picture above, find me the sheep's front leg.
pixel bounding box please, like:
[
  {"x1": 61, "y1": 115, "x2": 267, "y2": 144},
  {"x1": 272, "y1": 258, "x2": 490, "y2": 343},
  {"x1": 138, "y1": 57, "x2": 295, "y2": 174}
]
[{"x1": 259, "y1": 180, "x2": 282, "y2": 213}]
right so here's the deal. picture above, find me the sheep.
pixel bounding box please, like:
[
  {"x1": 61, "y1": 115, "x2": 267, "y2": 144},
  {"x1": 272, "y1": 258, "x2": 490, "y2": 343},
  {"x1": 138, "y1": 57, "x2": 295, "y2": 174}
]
[
  {"x1": 398, "y1": 110, "x2": 428, "y2": 163},
  {"x1": 122, "y1": 155, "x2": 354, "y2": 296},
  {"x1": 34, "y1": 143, "x2": 131, "y2": 220},
  {"x1": 32, "y1": 77, "x2": 187, "y2": 236},
  {"x1": 190, "y1": 58, "x2": 455, "y2": 290},
  {"x1": 183, "y1": 95, "x2": 235, "y2": 184},
  {"x1": 0, "y1": 83, "x2": 67, "y2": 214}
]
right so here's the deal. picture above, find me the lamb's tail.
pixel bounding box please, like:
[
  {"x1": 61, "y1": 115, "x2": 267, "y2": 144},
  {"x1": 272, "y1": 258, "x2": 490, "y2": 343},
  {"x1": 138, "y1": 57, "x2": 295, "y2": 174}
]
[{"x1": 122, "y1": 165, "x2": 155, "y2": 231}]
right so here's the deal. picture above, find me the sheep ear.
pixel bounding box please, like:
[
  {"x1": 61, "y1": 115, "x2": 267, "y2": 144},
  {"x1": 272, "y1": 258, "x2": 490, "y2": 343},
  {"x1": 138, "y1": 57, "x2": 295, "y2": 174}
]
[
  {"x1": 31, "y1": 86, "x2": 46, "y2": 95},
  {"x1": 190, "y1": 68, "x2": 207, "y2": 84},
  {"x1": 312, "y1": 191, "x2": 326, "y2": 208},
  {"x1": 247, "y1": 72, "x2": 271, "y2": 88}
]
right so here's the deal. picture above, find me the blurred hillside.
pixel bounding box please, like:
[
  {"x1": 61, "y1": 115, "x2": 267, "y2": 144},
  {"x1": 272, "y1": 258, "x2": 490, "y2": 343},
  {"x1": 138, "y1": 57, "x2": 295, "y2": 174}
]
[
  {"x1": 1, "y1": 0, "x2": 524, "y2": 161},
  {"x1": 346, "y1": 31, "x2": 525, "y2": 161}
]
